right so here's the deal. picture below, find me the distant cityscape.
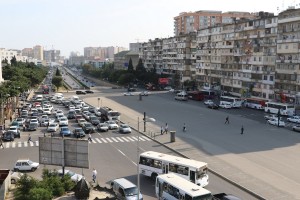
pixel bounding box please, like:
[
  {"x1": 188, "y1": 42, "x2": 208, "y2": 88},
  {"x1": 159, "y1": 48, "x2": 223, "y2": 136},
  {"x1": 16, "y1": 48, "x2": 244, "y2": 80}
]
[{"x1": 2, "y1": 7, "x2": 300, "y2": 103}]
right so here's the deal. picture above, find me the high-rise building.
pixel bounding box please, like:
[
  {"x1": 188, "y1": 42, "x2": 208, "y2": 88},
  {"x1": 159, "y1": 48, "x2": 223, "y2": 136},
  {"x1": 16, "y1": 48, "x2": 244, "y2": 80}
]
[
  {"x1": 174, "y1": 10, "x2": 257, "y2": 36},
  {"x1": 33, "y1": 45, "x2": 43, "y2": 60},
  {"x1": 44, "y1": 50, "x2": 61, "y2": 63},
  {"x1": 21, "y1": 48, "x2": 34, "y2": 58}
]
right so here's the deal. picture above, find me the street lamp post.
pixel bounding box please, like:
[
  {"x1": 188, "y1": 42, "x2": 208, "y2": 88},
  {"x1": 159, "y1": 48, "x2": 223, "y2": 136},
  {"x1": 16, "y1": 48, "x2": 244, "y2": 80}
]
[
  {"x1": 97, "y1": 98, "x2": 100, "y2": 108},
  {"x1": 137, "y1": 115, "x2": 155, "y2": 200}
]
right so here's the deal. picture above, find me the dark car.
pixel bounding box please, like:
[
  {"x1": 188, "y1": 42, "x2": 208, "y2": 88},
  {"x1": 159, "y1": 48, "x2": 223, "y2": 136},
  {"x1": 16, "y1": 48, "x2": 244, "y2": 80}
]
[
  {"x1": 73, "y1": 128, "x2": 86, "y2": 138},
  {"x1": 82, "y1": 122, "x2": 95, "y2": 133},
  {"x1": 60, "y1": 127, "x2": 71, "y2": 137},
  {"x1": 128, "y1": 88, "x2": 136, "y2": 92},
  {"x1": 27, "y1": 123, "x2": 38, "y2": 131},
  {"x1": 3, "y1": 131, "x2": 15, "y2": 141},
  {"x1": 67, "y1": 112, "x2": 76, "y2": 119},
  {"x1": 76, "y1": 91, "x2": 86, "y2": 95},
  {"x1": 85, "y1": 90, "x2": 94, "y2": 94},
  {"x1": 89, "y1": 116, "x2": 100, "y2": 125},
  {"x1": 207, "y1": 102, "x2": 219, "y2": 109}
]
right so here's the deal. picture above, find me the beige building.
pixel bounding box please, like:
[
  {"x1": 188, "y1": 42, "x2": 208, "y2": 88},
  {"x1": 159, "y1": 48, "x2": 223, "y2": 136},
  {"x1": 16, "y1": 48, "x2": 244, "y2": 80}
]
[
  {"x1": 21, "y1": 48, "x2": 34, "y2": 58},
  {"x1": 114, "y1": 51, "x2": 139, "y2": 70},
  {"x1": 174, "y1": 10, "x2": 257, "y2": 36},
  {"x1": 84, "y1": 46, "x2": 128, "y2": 61},
  {"x1": 33, "y1": 45, "x2": 43, "y2": 60}
]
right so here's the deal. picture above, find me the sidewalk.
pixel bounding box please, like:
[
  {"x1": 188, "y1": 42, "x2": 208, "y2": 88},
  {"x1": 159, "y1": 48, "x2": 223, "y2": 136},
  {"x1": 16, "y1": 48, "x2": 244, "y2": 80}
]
[{"x1": 84, "y1": 96, "x2": 295, "y2": 200}]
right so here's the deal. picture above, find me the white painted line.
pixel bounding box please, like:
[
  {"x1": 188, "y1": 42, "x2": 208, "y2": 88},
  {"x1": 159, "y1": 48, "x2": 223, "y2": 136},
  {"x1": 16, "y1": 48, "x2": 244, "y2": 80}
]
[
  {"x1": 18, "y1": 142, "x2": 22, "y2": 148},
  {"x1": 126, "y1": 137, "x2": 135, "y2": 142},
  {"x1": 116, "y1": 137, "x2": 124, "y2": 142},
  {"x1": 106, "y1": 138, "x2": 113, "y2": 143},
  {"x1": 24, "y1": 142, "x2": 28, "y2": 147},
  {"x1": 101, "y1": 138, "x2": 108, "y2": 143},
  {"x1": 121, "y1": 137, "x2": 129, "y2": 142},
  {"x1": 139, "y1": 137, "x2": 146, "y2": 141},
  {"x1": 30, "y1": 142, "x2": 34, "y2": 147},
  {"x1": 118, "y1": 149, "x2": 126, "y2": 156},
  {"x1": 95, "y1": 138, "x2": 102, "y2": 143},
  {"x1": 35, "y1": 141, "x2": 39, "y2": 146},
  {"x1": 5, "y1": 143, "x2": 10, "y2": 148},
  {"x1": 131, "y1": 136, "x2": 138, "y2": 141},
  {"x1": 92, "y1": 139, "x2": 97, "y2": 143},
  {"x1": 141, "y1": 136, "x2": 151, "y2": 141},
  {"x1": 88, "y1": 140, "x2": 91, "y2": 144},
  {"x1": 12, "y1": 142, "x2": 16, "y2": 148},
  {"x1": 111, "y1": 137, "x2": 119, "y2": 142}
]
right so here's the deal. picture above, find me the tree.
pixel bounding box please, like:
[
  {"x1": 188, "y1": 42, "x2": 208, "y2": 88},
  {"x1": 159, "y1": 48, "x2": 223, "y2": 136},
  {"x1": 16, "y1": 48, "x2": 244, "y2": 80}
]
[
  {"x1": 118, "y1": 73, "x2": 135, "y2": 85},
  {"x1": 52, "y1": 76, "x2": 63, "y2": 89},
  {"x1": 135, "y1": 58, "x2": 146, "y2": 73},
  {"x1": 55, "y1": 68, "x2": 61, "y2": 76},
  {"x1": 10, "y1": 56, "x2": 17, "y2": 66},
  {"x1": 127, "y1": 58, "x2": 134, "y2": 72},
  {"x1": 28, "y1": 188, "x2": 52, "y2": 200},
  {"x1": 14, "y1": 174, "x2": 39, "y2": 200}
]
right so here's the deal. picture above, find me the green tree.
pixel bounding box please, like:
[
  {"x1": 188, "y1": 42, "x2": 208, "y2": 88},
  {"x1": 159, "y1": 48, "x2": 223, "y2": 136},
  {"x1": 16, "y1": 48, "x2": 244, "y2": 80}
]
[
  {"x1": 135, "y1": 58, "x2": 146, "y2": 74},
  {"x1": 52, "y1": 76, "x2": 63, "y2": 88},
  {"x1": 14, "y1": 174, "x2": 39, "y2": 200},
  {"x1": 28, "y1": 188, "x2": 52, "y2": 200},
  {"x1": 10, "y1": 56, "x2": 17, "y2": 66},
  {"x1": 127, "y1": 58, "x2": 134, "y2": 72},
  {"x1": 118, "y1": 73, "x2": 135, "y2": 85},
  {"x1": 56, "y1": 68, "x2": 61, "y2": 76}
]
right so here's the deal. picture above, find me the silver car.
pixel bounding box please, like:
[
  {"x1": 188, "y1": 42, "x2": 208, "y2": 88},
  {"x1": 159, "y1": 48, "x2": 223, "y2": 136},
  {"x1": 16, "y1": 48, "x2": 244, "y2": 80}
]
[{"x1": 292, "y1": 125, "x2": 300, "y2": 132}]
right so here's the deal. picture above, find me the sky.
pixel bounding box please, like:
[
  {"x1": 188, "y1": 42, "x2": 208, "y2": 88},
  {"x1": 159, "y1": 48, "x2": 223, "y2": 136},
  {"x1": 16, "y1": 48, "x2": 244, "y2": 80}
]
[{"x1": 0, "y1": 0, "x2": 297, "y2": 57}]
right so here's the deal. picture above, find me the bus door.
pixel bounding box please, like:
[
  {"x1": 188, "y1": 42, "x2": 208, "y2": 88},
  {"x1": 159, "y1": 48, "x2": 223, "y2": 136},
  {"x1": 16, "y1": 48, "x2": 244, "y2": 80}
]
[
  {"x1": 190, "y1": 170, "x2": 196, "y2": 183},
  {"x1": 163, "y1": 164, "x2": 168, "y2": 174}
]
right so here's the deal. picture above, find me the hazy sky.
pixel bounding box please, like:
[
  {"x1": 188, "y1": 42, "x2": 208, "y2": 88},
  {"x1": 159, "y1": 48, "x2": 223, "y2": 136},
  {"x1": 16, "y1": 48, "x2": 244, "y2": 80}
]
[{"x1": 0, "y1": 0, "x2": 296, "y2": 57}]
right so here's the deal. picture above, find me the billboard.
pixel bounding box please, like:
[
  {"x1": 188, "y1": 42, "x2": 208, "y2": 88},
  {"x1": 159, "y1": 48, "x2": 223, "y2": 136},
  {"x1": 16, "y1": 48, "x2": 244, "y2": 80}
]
[
  {"x1": 159, "y1": 78, "x2": 169, "y2": 85},
  {"x1": 39, "y1": 137, "x2": 89, "y2": 169}
]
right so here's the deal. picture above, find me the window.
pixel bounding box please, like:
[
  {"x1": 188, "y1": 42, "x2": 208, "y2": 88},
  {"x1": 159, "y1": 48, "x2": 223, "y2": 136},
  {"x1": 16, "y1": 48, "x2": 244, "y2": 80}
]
[
  {"x1": 270, "y1": 76, "x2": 274, "y2": 81},
  {"x1": 264, "y1": 75, "x2": 268, "y2": 80}
]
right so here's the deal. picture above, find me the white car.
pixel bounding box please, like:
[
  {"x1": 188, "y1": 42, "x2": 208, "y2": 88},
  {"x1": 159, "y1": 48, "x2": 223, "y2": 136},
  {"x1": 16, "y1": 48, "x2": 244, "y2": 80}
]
[
  {"x1": 57, "y1": 169, "x2": 83, "y2": 182},
  {"x1": 14, "y1": 159, "x2": 39, "y2": 172},
  {"x1": 40, "y1": 115, "x2": 49, "y2": 122},
  {"x1": 43, "y1": 108, "x2": 51, "y2": 115},
  {"x1": 58, "y1": 117, "x2": 68, "y2": 126},
  {"x1": 78, "y1": 119, "x2": 87, "y2": 127},
  {"x1": 94, "y1": 108, "x2": 101, "y2": 117},
  {"x1": 11, "y1": 171, "x2": 24, "y2": 184},
  {"x1": 47, "y1": 123, "x2": 59, "y2": 132},
  {"x1": 56, "y1": 114, "x2": 65, "y2": 121},
  {"x1": 267, "y1": 119, "x2": 285, "y2": 127},
  {"x1": 287, "y1": 116, "x2": 300, "y2": 123},
  {"x1": 16, "y1": 118, "x2": 25, "y2": 126},
  {"x1": 30, "y1": 119, "x2": 39, "y2": 126},
  {"x1": 219, "y1": 102, "x2": 232, "y2": 109},
  {"x1": 124, "y1": 92, "x2": 133, "y2": 96},
  {"x1": 35, "y1": 105, "x2": 43, "y2": 111},
  {"x1": 204, "y1": 100, "x2": 214, "y2": 105},
  {"x1": 105, "y1": 121, "x2": 119, "y2": 130},
  {"x1": 69, "y1": 105, "x2": 75, "y2": 110},
  {"x1": 119, "y1": 124, "x2": 132, "y2": 133},
  {"x1": 97, "y1": 123, "x2": 109, "y2": 132},
  {"x1": 82, "y1": 105, "x2": 89, "y2": 111},
  {"x1": 55, "y1": 110, "x2": 64, "y2": 118}
]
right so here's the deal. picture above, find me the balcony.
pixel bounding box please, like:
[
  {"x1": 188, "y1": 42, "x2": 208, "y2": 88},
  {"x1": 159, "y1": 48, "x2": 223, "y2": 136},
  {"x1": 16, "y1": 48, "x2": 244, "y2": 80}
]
[{"x1": 278, "y1": 16, "x2": 300, "y2": 24}]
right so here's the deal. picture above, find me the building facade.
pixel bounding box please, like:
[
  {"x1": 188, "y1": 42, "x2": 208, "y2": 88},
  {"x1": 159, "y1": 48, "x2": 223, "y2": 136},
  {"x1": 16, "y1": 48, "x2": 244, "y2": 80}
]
[
  {"x1": 33, "y1": 45, "x2": 43, "y2": 60},
  {"x1": 139, "y1": 9, "x2": 300, "y2": 102}
]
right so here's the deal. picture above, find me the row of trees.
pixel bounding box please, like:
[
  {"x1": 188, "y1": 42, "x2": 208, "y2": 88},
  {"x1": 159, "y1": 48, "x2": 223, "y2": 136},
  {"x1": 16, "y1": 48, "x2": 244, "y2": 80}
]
[
  {"x1": 51, "y1": 68, "x2": 63, "y2": 91},
  {"x1": 0, "y1": 58, "x2": 48, "y2": 101},
  {"x1": 82, "y1": 58, "x2": 162, "y2": 87}
]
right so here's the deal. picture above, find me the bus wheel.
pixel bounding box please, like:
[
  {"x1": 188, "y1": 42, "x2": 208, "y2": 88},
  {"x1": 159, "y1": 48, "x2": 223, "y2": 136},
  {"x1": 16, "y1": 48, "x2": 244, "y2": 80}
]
[
  {"x1": 151, "y1": 173, "x2": 158, "y2": 180},
  {"x1": 267, "y1": 109, "x2": 270, "y2": 113}
]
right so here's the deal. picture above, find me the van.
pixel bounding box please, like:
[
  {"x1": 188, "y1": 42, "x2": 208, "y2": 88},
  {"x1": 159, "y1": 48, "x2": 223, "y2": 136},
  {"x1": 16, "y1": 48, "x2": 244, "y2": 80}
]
[
  {"x1": 175, "y1": 92, "x2": 188, "y2": 101},
  {"x1": 71, "y1": 96, "x2": 79, "y2": 103},
  {"x1": 111, "y1": 178, "x2": 143, "y2": 200}
]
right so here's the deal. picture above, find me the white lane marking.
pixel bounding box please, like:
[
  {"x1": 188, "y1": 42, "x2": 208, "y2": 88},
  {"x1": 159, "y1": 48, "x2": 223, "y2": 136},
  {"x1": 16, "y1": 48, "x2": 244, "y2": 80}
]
[
  {"x1": 139, "y1": 137, "x2": 146, "y2": 141},
  {"x1": 126, "y1": 137, "x2": 135, "y2": 142},
  {"x1": 101, "y1": 138, "x2": 108, "y2": 143},
  {"x1": 30, "y1": 142, "x2": 34, "y2": 147},
  {"x1": 92, "y1": 139, "x2": 97, "y2": 143},
  {"x1": 111, "y1": 137, "x2": 119, "y2": 142},
  {"x1": 5, "y1": 143, "x2": 10, "y2": 148},
  {"x1": 12, "y1": 142, "x2": 16, "y2": 148},
  {"x1": 121, "y1": 137, "x2": 129, "y2": 142},
  {"x1": 35, "y1": 141, "x2": 39, "y2": 146},
  {"x1": 18, "y1": 142, "x2": 22, "y2": 148},
  {"x1": 106, "y1": 138, "x2": 113, "y2": 143},
  {"x1": 141, "y1": 136, "x2": 151, "y2": 141},
  {"x1": 95, "y1": 138, "x2": 102, "y2": 143},
  {"x1": 118, "y1": 149, "x2": 125, "y2": 156},
  {"x1": 24, "y1": 142, "x2": 28, "y2": 147},
  {"x1": 131, "y1": 136, "x2": 138, "y2": 141},
  {"x1": 116, "y1": 137, "x2": 124, "y2": 142}
]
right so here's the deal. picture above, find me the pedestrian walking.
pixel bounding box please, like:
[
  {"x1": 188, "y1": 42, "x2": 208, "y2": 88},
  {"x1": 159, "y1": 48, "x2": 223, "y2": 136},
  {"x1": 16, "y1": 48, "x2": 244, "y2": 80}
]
[
  {"x1": 88, "y1": 133, "x2": 92, "y2": 142},
  {"x1": 161, "y1": 126, "x2": 163, "y2": 135},
  {"x1": 23, "y1": 123, "x2": 26, "y2": 131},
  {"x1": 0, "y1": 139, "x2": 4, "y2": 149},
  {"x1": 183, "y1": 123, "x2": 186, "y2": 132},
  {"x1": 10, "y1": 116, "x2": 12, "y2": 122},
  {"x1": 92, "y1": 168, "x2": 97, "y2": 183},
  {"x1": 27, "y1": 134, "x2": 32, "y2": 143},
  {"x1": 225, "y1": 116, "x2": 230, "y2": 124},
  {"x1": 164, "y1": 123, "x2": 168, "y2": 134},
  {"x1": 241, "y1": 126, "x2": 244, "y2": 135}
]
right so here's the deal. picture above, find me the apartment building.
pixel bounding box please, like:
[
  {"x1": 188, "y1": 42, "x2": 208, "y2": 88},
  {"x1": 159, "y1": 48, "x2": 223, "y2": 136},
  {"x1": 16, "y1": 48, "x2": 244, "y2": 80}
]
[
  {"x1": 44, "y1": 50, "x2": 61, "y2": 63},
  {"x1": 21, "y1": 48, "x2": 34, "y2": 58},
  {"x1": 276, "y1": 8, "x2": 300, "y2": 103},
  {"x1": 84, "y1": 46, "x2": 128, "y2": 61},
  {"x1": 33, "y1": 45, "x2": 43, "y2": 60},
  {"x1": 174, "y1": 10, "x2": 257, "y2": 36}
]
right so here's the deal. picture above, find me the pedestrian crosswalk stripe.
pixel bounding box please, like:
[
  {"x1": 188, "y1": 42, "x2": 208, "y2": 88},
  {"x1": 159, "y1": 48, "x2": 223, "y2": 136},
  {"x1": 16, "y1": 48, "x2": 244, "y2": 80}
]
[
  {"x1": 121, "y1": 137, "x2": 129, "y2": 142},
  {"x1": 126, "y1": 137, "x2": 135, "y2": 142},
  {"x1": 24, "y1": 142, "x2": 28, "y2": 147},
  {"x1": 116, "y1": 137, "x2": 124, "y2": 142},
  {"x1": 141, "y1": 136, "x2": 151, "y2": 141},
  {"x1": 131, "y1": 136, "x2": 138, "y2": 141},
  {"x1": 106, "y1": 138, "x2": 113, "y2": 143},
  {"x1": 111, "y1": 138, "x2": 119, "y2": 142},
  {"x1": 12, "y1": 143, "x2": 16, "y2": 148},
  {"x1": 92, "y1": 139, "x2": 97, "y2": 143},
  {"x1": 95, "y1": 138, "x2": 102, "y2": 143},
  {"x1": 139, "y1": 137, "x2": 146, "y2": 141},
  {"x1": 18, "y1": 142, "x2": 22, "y2": 148},
  {"x1": 36, "y1": 141, "x2": 39, "y2": 146},
  {"x1": 30, "y1": 142, "x2": 34, "y2": 147},
  {"x1": 5, "y1": 143, "x2": 9, "y2": 148},
  {"x1": 101, "y1": 138, "x2": 108, "y2": 143}
]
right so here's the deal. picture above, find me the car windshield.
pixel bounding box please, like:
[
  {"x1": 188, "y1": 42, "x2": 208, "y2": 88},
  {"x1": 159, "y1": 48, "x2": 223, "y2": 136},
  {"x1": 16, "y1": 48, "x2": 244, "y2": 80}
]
[
  {"x1": 124, "y1": 187, "x2": 138, "y2": 196},
  {"x1": 85, "y1": 124, "x2": 92, "y2": 127},
  {"x1": 9, "y1": 127, "x2": 17, "y2": 130},
  {"x1": 49, "y1": 124, "x2": 56, "y2": 127},
  {"x1": 17, "y1": 118, "x2": 23, "y2": 121},
  {"x1": 62, "y1": 127, "x2": 69, "y2": 131},
  {"x1": 90, "y1": 117, "x2": 97, "y2": 120},
  {"x1": 122, "y1": 125, "x2": 129, "y2": 128},
  {"x1": 27, "y1": 160, "x2": 33, "y2": 165}
]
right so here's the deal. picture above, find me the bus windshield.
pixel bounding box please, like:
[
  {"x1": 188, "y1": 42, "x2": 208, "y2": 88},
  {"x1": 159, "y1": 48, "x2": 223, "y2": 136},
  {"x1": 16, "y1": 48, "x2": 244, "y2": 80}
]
[{"x1": 124, "y1": 187, "x2": 138, "y2": 196}]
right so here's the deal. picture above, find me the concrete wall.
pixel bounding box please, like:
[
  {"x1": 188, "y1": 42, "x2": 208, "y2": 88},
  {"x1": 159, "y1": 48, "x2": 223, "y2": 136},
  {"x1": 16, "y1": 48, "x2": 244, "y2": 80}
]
[{"x1": 0, "y1": 169, "x2": 11, "y2": 200}]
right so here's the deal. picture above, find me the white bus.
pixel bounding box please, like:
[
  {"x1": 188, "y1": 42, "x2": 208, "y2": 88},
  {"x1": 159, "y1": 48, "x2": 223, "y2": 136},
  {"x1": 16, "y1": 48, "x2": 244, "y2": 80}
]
[
  {"x1": 139, "y1": 151, "x2": 209, "y2": 187},
  {"x1": 155, "y1": 174, "x2": 213, "y2": 200},
  {"x1": 264, "y1": 102, "x2": 295, "y2": 116},
  {"x1": 244, "y1": 98, "x2": 268, "y2": 110},
  {"x1": 220, "y1": 96, "x2": 242, "y2": 108}
]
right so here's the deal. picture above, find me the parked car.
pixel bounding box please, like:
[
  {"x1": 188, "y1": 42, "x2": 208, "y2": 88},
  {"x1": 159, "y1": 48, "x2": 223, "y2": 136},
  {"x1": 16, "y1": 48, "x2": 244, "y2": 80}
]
[
  {"x1": 47, "y1": 123, "x2": 59, "y2": 132},
  {"x1": 75, "y1": 115, "x2": 83, "y2": 122},
  {"x1": 60, "y1": 127, "x2": 71, "y2": 137},
  {"x1": 82, "y1": 122, "x2": 96, "y2": 133},
  {"x1": 207, "y1": 102, "x2": 219, "y2": 109},
  {"x1": 287, "y1": 116, "x2": 300, "y2": 123},
  {"x1": 267, "y1": 119, "x2": 285, "y2": 127},
  {"x1": 43, "y1": 108, "x2": 51, "y2": 115},
  {"x1": 85, "y1": 90, "x2": 94, "y2": 94},
  {"x1": 219, "y1": 102, "x2": 232, "y2": 109},
  {"x1": 89, "y1": 116, "x2": 100, "y2": 125},
  {"x1": 78, "y1": 119, "x2": 87, "y2": 127},
  {"x1": 58, "y1": 117, "x2": 69, "y2": 126},
  {"x1": 14, "y1": 159, "x2": 39, "y2": 172},
  {"x1": 57, "y1": 169, "x2": 83, "y2": 182},
  {"x1": 292, "y1": 125, "x2": 300, "y2": 132},
  {"x1": 105, "y1": 121, "x2": 119, "y2": 130},
  {"x1": 16, "y1": 118, "x2": 25, "y2": 126},
  {"x1": 81, "y1": 105, "x2": 89, "y2": 111},
  {"x1": 73, "y1": 128, "x2": 86, "y2": 138},
  {"x1": 204, "y1": 100, "x2": 214, "y2": 105},
  {"x1": 119, "y1": 124, "x2": 132, "y2": 133},
  {"x1": 97, "y1": 123, "x2": 109, "y2": 132},
  {"x1": 76, "y1": 91, "x2": 86, "y2": 95},
  {"x1": 11, "y1": 171, "x2": 24, "y2": 184},
  {"x1": 27, "y1": 123, "x2": 38, "y2": 131}
]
